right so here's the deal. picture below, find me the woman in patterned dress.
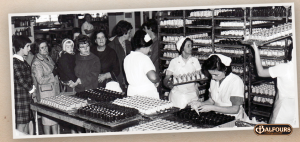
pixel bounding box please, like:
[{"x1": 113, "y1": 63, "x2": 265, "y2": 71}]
[{"x1": 13, "y1": 35, "x2": 36, "y2": 134}]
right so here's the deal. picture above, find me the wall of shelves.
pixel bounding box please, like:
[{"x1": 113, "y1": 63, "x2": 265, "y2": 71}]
[{"x1": 157, "y1": 5, "x2": 292, "y2": 123}]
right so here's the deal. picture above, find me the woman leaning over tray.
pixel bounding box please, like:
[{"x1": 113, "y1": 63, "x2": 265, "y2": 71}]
[
  {"x1": 188, "y1": 54, "x2": 248, "y2": 120},
  {"x1": 163, "y1": 37, "x2": 201, "y2": 109},
  {"x1": 13, "y1": 35, "x2": 36, "y2": 134}
]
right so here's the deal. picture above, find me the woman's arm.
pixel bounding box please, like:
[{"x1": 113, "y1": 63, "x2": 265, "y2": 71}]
[
  {"x1": 146, "y1": 70, "x2": 160, "y2": 83},
  {"x1": 32, "y1": 61, "x2": 55, "y2": 84},
  {"x1": 163, "y1": 70, "x2": 173, "y2": 89},
  {"x1": 198, "y1": 96, "x2": 243, "y2": 114},
  {"x1": 251, "y1": 42, "x2": 271, "y2": 77}
]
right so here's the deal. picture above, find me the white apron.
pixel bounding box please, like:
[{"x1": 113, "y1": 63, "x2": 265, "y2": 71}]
[
  {"x1": 269, "y1": 95, "x2": 296, "y2": 124},
  {"x1": 169, "y1": 59, "x2": 199, "y2": 109},
  {"x1": 210, "y1": 74, "x2": 247, "y2": 120},
  {"x1": 127, "y1": 83, "x2": 159, "y2": 99}
]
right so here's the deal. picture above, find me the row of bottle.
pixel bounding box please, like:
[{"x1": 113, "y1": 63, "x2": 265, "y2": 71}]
[
  {"x1": 14, "y1": 28, "x2": 31, "y2": 37},
  {"x1": 197, "y1": 47, "x2": 213, "y2": 53},
  {"x1": 218, "y1": 21, "x2": 271, "y2": 27},
  {"x1": 232, "y1": 66, "x2": 248, "y2": 74},
  {"x1": 160, "y1": 19, "x2": 184, "y2": 27},
  {"x1": 220, "y1": 30, "x2": 244, "y2": 36},
  {"x1": 244, "y1": 23, "x2": 292, "y2": 41},
  {"x1": 186, "y1": 33, "x2": 209, "y2": 39},
  {"x1": 253, "y1": 96, "x2": 274, "y2": 105},
  {"x1": 259, "y1": 49, "x2": 285, "y2": 57},
  {"x1": 163, "y1": 52, "x2": 179, "y2": 58},
  {"x1": 214, "y1": 8, "x2": 248, "y2": 17},
  {"x1": 261, "y1": 59, "x2": 285, "y2": 67},
  {"x1": 173, "y1": 70, "x2": 207, "y2": 84},
  {"x1": 193, "y1": 38, "x2": 212, "y2": 44},
  {"x1": 251, "y1": 83, "x2": 276, "y2": 96},
  {"x1": 162, "y1": 36, "x2": 181, "y2": 43},
  {"x1": 163, "y1": 44, "x2": 177, "y2": 51},
  {"x1": 252, "y1": 6, "x2": 289, "y2": 17},
  {"x1": 215, "y1": 47, "x2": 245, "y2": 55},
  {"x1": 14, "y1": 19, "x2": 31, "y2": 27},
  {"x1": 265, "y1": 39, "x2": 292, "y2": 47},
  {"x1": 189, "y1": 10, "x2": 213, "y2": 17}
]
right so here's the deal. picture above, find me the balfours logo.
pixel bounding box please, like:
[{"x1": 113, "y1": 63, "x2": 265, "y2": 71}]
[{"x1": 254, "y1": 124, "x2": 293, "y2": 135}]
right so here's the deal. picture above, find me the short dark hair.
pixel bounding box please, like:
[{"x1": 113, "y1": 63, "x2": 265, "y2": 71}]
[
  {"x1": 112, "y1": 20, "x2": 133, "y2": 37},
  {"x1": 142, "y1": 19, "x2": 158, "y2": 34},
  {"x1": 84, "y1": 14, "x2": 92, "y2": 20},
  {"x1": 33, "y1": 38, "x2": 48, "y2": 54},
  {"x1": 131, "y1": 30, "x2": 153, "y2": 51},
  {"x1": 12, "y1": 35, "x2": 31, "y2": 53},
  {"x1": 178, "y1": 38, "x2": 193, "y2": 55},
  {"x1": 74, "y1": 34, "x2": 92, "y2": 50},
  {"x1": 202, "y1": 55, "x2": 232, "y2": 77},
  {"x1": 93, "y1": 30, "x2": 109, "y2": 45}
]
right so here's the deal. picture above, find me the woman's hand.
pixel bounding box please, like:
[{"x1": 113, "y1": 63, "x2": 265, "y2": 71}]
[
  {"x1": 69, "y1": 81, "x2": 76, "y2": 88},
  {"x1": 198, "y1": 105, "x2": 215, "y2": 112},
  {"x1": 188, "y1": 100, "x2": 202, "y2": 110}
]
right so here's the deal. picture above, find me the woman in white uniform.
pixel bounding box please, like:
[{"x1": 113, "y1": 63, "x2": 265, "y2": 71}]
[
  {"x1": 189, "y1": 54, "x2": 247, "y2": 120},
  {"x1": 251, "y1": 41, "x2": 297, "y2": 126},
  {"x1": 124, "y1": 30, "x2": 160, "y2": 99},
  {"x1": 163, "y1": 37, "x2": 201, "y2": 109}
]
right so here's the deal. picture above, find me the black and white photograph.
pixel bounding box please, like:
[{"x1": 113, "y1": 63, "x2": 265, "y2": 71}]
[{"x1": 9, "y1": 2, "x2": 299, "y2": 139}]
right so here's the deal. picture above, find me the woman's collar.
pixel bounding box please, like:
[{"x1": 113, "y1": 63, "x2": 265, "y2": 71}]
[{"x1": 13, "y1": 54, "x2": 24, "y2": 61}]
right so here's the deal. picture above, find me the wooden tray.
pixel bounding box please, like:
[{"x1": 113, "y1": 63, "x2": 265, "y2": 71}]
[
  {"x1": 240, "y1": 34, "x2": 292, "y2": 46},
  {"x1": 174, "y1": 79, "x2": 209, "y2": 86},
  {"x1": 36, "y1": 102, "x2": 78, "y2": 115},
  {"x1": 75, "y1": 113, "x2": 142, "y2": 128}
]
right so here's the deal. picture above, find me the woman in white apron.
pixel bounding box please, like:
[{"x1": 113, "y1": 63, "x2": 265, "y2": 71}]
[
  {"x1": 163, "y1": 37, "x2": 201, "y2": 109},
  {"x1": 189, "y1": 54, "x2": 248, "y2": 120},
  {"x1": 124, "y1": 30, "x2": 160, "y2": 99},
  {"x1": 251, "y1": 42, "x2": 297, "y2": 126}
]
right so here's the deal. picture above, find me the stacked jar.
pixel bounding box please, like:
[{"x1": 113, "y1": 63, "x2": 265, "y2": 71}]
[
  {"x1": 163, "y1": 44, "x2": 177, "y2": 50},
  {"x1": 189, "y1": 10, "x2": 212, "y2": 17},
  {"x1": 259, "y1": 49, "x2": 285, "y2": 57},
  {"x1": 215, "y1": 47, "x2": 244, "y2": 55},
  {"x1": 172, "y1": 70, "x2": 207, "y2": 84},
  {"x1": 220, "y1": 30, "x2": 244, "y2": 36},
  {"x1": 197, "y1": 46, "x2": 213, "y2": 53},
  {"x1": 163, "y1": 52, "x2": 179, "y2": 58},
  {"x1": 261, "y1": 59, "x2": 284, "y2": 67}
]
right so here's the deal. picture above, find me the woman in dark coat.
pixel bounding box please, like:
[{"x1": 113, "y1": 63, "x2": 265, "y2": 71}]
[
  {"x1": 91, "y1": 30, "x2": 120, "y2": 88},
  {"x1": 74, "y1": 35, "x2": 100, "y2": 92},
  {"x1": 13, "y1": 35, "x2": 35, "y2": 134}
]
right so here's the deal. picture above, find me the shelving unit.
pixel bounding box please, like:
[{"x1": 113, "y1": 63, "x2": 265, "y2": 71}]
[{"x1": 157, "y1": 5, "x2": 292, "y2": 123}]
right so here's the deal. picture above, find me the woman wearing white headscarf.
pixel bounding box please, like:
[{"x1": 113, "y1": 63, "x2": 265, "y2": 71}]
[
  {"x1": 163, "y1": 37, "x2": 201, "y2": 109},
  {"x1": 189, "y1": 54, "x2": 247, "y2": 120}
]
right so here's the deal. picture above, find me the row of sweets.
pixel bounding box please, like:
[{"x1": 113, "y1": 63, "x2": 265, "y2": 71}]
[
  {"x1": 215, "y1": 47, "x2": 246, "y2": 55},
  {"x1": 244, "y1": 23, "x2": 292, "y2": 41},
  {"x1": 251, "y1": 83, "x2": 276, "y2": 96},
  {"x1": 77, "y1": 103, "x2": 139, "y2": 122},
  {"x1": 112, "y1": 96, "x2": 173, "y2": 115},
  {"x1": 232, "y1": 66, "x2": 248, "y2": 74},
  {"x1": 261, "y1": 59, "x2": 285, "y2": 67},
  {"x1": 220, "y1": 30, "x2": 244, "y2": 36},
  {"x1": 172, "y1": 70, "x2": 207, "y2": 85},
  {"x1": 75, "y1": 88, "x2": 125, "y2": 102},
  {"x1": 218, "y1": 21, "x2": 271, "y2": 27},
  {"x1": 163, "y1": 36, "x2": 212, "y2": 44},
  {"x1": 128, "y1": 119, "x2": 197, "y2": 131},
  {"x1": 259, "y1": 49, "x2": 285, "y2": 57},
  {"x1": 159, "y1": 19, "x2": 195, "y2": 27},
  {"x1": 40, "y1": 95, "x2": 87, "y2": 111},
  {"x1": 253, "y1": 96, "x2": 274, "y2": 105}
]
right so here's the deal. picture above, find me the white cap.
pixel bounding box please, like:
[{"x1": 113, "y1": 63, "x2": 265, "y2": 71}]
[
  {"x1": 62, "y1": 38, "x2": 74, "y2": 51},
  {"x1": 208, "y1": 54, "x2": 232, "y2": 66},
  {"x1": 176, "y1": 36, "x2": 186, "y2": 51},
  {"x1": 105, "y1": 81, "x2": 122, "y2": 93}
]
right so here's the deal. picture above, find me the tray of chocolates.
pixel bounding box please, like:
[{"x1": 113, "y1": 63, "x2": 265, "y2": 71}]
[
  {"x1": 112, "y1": 96, "x2": 175, "y2": 116},
  {"x1": 76, "y1": 102, "x2": 142, "y2": 127},
  {"x1": 173, "y1": 70, "x2": 208, "y2": 86},
  {"x1": 170, "y1": 108, "x2": 236, "y2": 128},
  {"x1": 38, "y1": 95, "x2": 88, "y2": 115},
  {"x1": 75, "y1": 88, "x2": 126, "y2": 103},
  {"x1": 127, "y1": 119, "x2": 198, "y2": 131}
]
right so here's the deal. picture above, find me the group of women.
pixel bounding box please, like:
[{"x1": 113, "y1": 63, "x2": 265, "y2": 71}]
[{"x1": 13, "y1": 17, "x2": 296, "y2": 135}]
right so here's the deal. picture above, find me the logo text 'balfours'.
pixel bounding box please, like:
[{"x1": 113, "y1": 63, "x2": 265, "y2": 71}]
[{"x1": 254, "y1": 124, "x2": 293, "y2": 135}]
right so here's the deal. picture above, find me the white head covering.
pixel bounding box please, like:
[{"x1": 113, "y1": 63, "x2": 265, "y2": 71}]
[
  {"x1": 208, "y1": 54, "x2": 232, "y2": 66},
  {"x1": 176, "y1": 36, "x2": 186, "y2": 51},
  {"x1": 105, "y1": 81, "x2": 122, "y2": 93},
  {"x1": 62, "y1": 38, "x2": 74, "y2": 51},
  {"x1": 144, "y1": 33, "x2": 151, "y2": 42}
]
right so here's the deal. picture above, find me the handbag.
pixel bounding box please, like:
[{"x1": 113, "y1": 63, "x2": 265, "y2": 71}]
[{"x1": 37, "y1": 83, "x2": 55, "y2": 101}]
